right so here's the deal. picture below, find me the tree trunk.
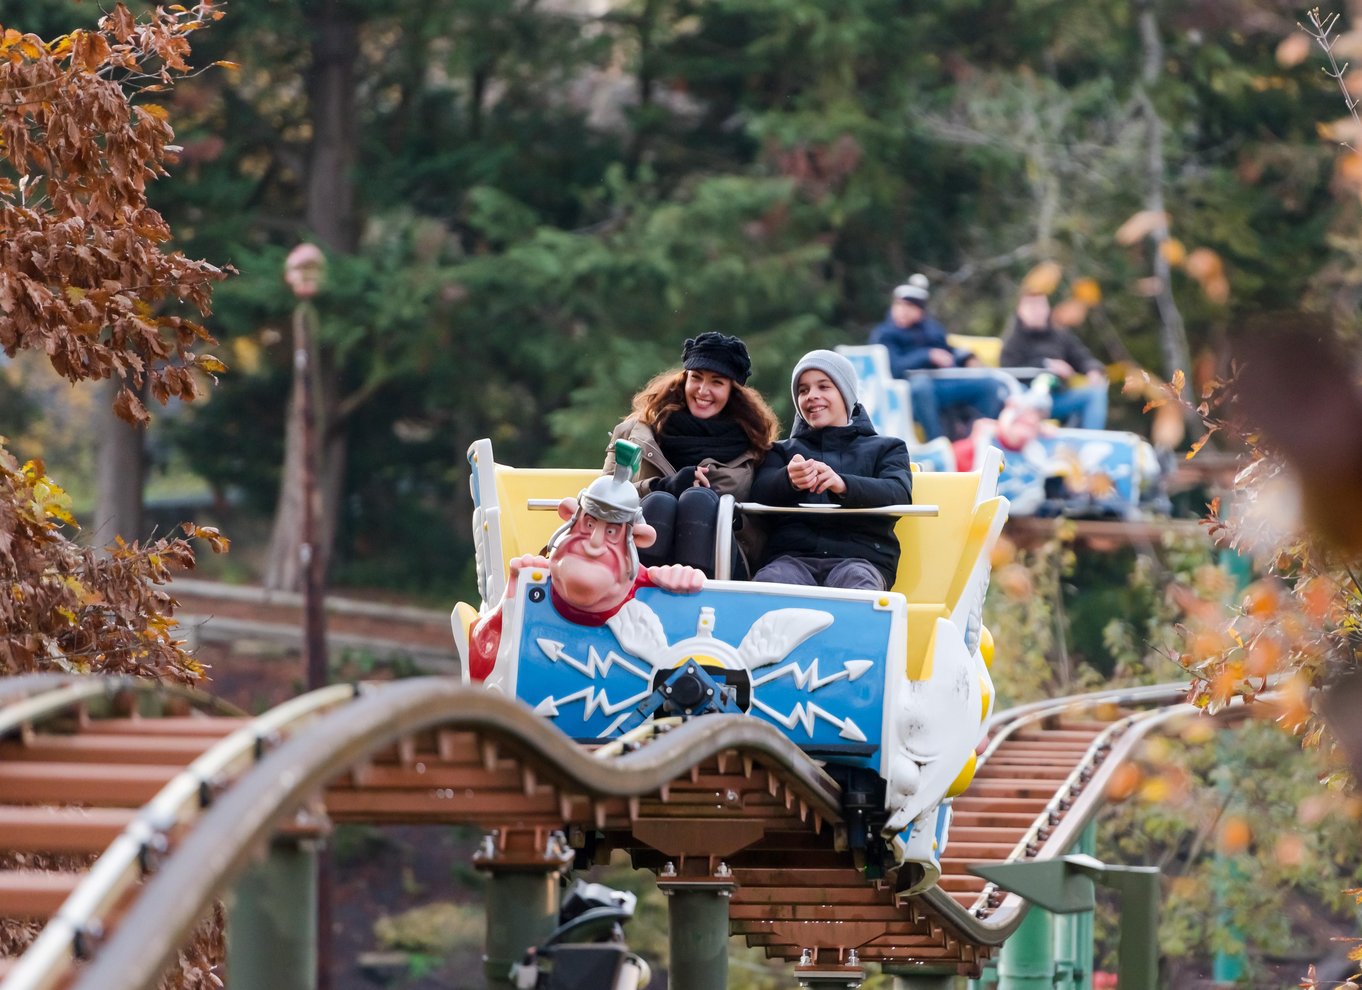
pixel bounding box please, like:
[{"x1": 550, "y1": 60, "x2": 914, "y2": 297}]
[
  {"x1": 1135, "y1": 0, "x2": 1193, "y2": 397},
  {"x1": 94, "y1": 376, "x2": 145, "y2": 546},
  {"x1": 264, "y1": 0, "x2": 358, "y2": 591}
]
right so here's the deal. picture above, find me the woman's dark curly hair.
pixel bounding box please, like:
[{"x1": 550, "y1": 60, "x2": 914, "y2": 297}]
[{"x1": 630, "y1": 369, "x2": 780, "y2": 452}]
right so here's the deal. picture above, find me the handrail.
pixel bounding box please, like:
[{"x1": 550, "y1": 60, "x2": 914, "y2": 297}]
[{"x1": 2, "y1": 683, "x2": 358, "y2": 990}]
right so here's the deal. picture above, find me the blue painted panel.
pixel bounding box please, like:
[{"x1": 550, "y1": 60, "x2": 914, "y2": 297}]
[{"x1": 510, "y1": 578, "x2": 900, "y2": 768}]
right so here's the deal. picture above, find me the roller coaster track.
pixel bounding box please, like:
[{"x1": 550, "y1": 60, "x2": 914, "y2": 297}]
[{"x1": 0, "y1": 675, "x2": 1233, "y2": 988}]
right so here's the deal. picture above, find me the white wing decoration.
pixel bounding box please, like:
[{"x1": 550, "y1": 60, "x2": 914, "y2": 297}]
[
  {"x1": 605, "y1": 599, "x2": 671, "y2": 669},
  {"x1": 735, "y1": 609, "x2": 835, "y2": 671}
]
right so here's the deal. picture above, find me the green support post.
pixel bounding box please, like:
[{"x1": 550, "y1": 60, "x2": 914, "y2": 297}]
[
  {"x1": 227, "y1": 838, "x2": 319, "y2": 990},
  {"x1": 1070, "y1": 822, "x2": 1096, "y2": 990},
  {"x1": 476, "y1": 830, "x2": 573, "y2": 990},
  {"x1": 974, "y1": 854, "x2": 1160, "y2": 990},
  {"x1": 887, "y1": 965, "x2": 957, "y2": 988},
  {"x1": 658, "y1": 864, "x2": 737, "y2": 990},
  {"x1": 1103, "y1": 868, "x2": 1160, "y2": 990},
  {"x1": 996, "y1": 907, "x2": 1054, "y2": 990}
]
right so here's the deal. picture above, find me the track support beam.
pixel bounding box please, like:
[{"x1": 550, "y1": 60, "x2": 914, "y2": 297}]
[
  {"x1": 227, "y1": 837, "x2": 320, "y2": 990},
  {"x1": 659, "y1": 863, "x2": 737, "y2": 990},
  {"x1": 477, "y1": 828, "x2": 573, "y2": 990}
]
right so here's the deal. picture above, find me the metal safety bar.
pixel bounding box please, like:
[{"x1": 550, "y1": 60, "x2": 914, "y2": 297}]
[{"x1": 737, "y1": 502, "x2": 938, "y2": 517}]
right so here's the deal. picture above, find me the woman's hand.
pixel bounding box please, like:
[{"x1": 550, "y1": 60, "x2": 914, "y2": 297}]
[{"x1": 693, "y1": 464, "x2": 711, "y2": 488}]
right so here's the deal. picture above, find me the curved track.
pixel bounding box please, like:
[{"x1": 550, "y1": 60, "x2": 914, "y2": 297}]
[{"x1": 0, "y1": 676, "x2": 1228, "y2": 988}]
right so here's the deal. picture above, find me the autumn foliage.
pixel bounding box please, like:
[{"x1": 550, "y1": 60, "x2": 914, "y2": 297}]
[
  {"x1": 0, "y1": 4, "x2": 230, "y2": 424},
  {"x1": 0, "y1": 4, "x2": 230, "y2": 681}
]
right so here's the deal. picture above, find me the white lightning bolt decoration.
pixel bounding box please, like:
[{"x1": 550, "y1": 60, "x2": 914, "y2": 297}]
[
  {"x1": 751, "y1": 657, "x2": 875, "y2": 692},
  {"x1": 750, "y1": 698, "x2": 867, "y2": 742},
  {"x1": 534, "y1": 685, "x2": 652, "y2": 721},
  {"x1": 536, "y1": 639, "x2": 650, "y2": 681}
]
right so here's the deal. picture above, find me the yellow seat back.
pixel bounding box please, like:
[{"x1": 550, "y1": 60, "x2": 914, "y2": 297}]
[
  {"x1": 891, "y1": 471, "x2": 985, "y2": 605},
  {"x1": 492, "y1": 465, "x2": 599, "y2": 566},
  {"x1": 947, "y1": 334, "x2": 1004, "y2": 367}
]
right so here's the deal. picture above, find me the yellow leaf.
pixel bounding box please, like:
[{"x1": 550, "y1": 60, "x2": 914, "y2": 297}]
[
  {"x1": 139, "y1": 103, "x2": 170, "y2": 121},
  {"x1": 213, "y1": 59, "x2": 240, "y2": 71},
  {"x1": 64, "y1": 285, "x2": 86, "y2": 302},
  {"x1": 196, "y1": 354, "x2": 228, "y2": 374},
  {"x1": 16, "y1": 39, "x2": 41, "y2": 60},
  {"x1": 1186, "y1": 433, "x2": 1210, "y2": 460}
]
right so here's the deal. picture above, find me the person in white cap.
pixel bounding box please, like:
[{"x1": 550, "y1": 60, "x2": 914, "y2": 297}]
[
  {"x1": 749, "y1": 350, "x2": 912, "y2": 590},
  {"x1": 869, "y1": 274, "x2": 1006, "y2": 440}
]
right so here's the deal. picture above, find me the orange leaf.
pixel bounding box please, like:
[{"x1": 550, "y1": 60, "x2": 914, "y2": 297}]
[
  {"x1": 1115, "y1": 210, "x2": 1167, "y2": 246},
  {"x1": 1071, "y1": 277, "x2": 1102, "y2": 305},
  {"x1": 1021, "y1": 260, "x2": 1063, "y2": 296}
]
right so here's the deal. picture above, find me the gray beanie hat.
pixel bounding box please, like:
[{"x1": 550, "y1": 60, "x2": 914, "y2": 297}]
[{"x1": 791, "y1": 349, "x2": 858, "y2": 424}]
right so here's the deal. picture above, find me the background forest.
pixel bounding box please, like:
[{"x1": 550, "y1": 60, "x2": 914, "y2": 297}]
[
  {"x1": 5, "y1": 0, "x2": 1362, "y2": 987},
  {"x1": 5, "y1": 0, "x2": 1354, "y2": 601}
]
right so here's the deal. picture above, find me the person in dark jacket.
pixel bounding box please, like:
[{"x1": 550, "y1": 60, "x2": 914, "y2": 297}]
[
  {"x1": 869, "y1": 274, "x2": 1006, "y2": 440},
  {"x1": 751, "y1": 350, "x2": 912, "y2": 590},
  {"x1": 999, "y1": 292, "x2": 1108, "y2": 430}
]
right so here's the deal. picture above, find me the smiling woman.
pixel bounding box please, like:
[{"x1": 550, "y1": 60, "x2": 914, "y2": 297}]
[
  {"x1": 602, "y1": 333, "x2": 780, "y2": 577},
  {"x1": 750, "y1": 350, "x2": 913, "y2": 591}
]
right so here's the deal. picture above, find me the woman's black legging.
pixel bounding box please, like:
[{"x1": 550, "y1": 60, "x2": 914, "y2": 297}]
[{"x1": 639, "y1": 486, "x2": 744, "y2": 578}]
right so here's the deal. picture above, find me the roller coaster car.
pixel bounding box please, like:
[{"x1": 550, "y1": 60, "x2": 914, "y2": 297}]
[
  {"x1": 452, "y1": 438, "x2": 1009, "y2": 894},
  {"x1": 838, "y1": 343, "x2": 1168, "y2": 519}
]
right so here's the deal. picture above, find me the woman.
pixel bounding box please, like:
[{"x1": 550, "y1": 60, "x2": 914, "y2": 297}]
[
  {"x1": 603, "y1": 332, "x2": 779, "y2": 576},
  {"x1": 751, "y1": 349, "x2": 911, "y2": 590}
]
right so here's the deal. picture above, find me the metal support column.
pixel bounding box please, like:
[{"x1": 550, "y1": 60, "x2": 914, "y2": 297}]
[
  {"x1": 1104, "y1": 868, "x2": 1160, "y2": 990},
  {"x1": 975, "y1": 852, "x2": 1159, "y2": 990},
  {"x1": 1070, "y1": 822, "x2": 1096, "y2": 990},
  {"x1": 476, "y1": 829, "x2": 573, "y2": 990},
  {"x1": 658, "y1": 862, "x2": 737, "y2": 990},
  {"x1": 996, "y1": 907, "x2": 1054, "y2": 990},
  {"x1": 228, "y1": 837, "x2": 320, "y2": 990},
  {"x1": 887, "y1": 965, "x2": 957, "y2": 988}
]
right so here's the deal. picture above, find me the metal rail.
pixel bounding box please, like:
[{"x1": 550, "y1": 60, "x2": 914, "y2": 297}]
[
  {"x1": 0, "y1": 675, "x2": 1248, "y2": 983},
  {"x1": 1, "y1": 682, "x2": 355, "y2": 990},
  {"x1": 66, "y1": 681, "x2": 845, "y2": 990},
  {"x1": 915, "y1": 688, "x2": 1255, "y2": 953}
]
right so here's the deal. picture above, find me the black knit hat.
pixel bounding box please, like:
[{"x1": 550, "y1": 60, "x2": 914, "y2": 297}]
[{"x1": 681, "y1": 332, "x2": 752, "y2": 386}]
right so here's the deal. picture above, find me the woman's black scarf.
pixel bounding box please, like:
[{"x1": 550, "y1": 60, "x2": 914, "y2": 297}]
[{"x1": 657, "y1": 410, "x2": 749, "y2": 468}]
